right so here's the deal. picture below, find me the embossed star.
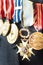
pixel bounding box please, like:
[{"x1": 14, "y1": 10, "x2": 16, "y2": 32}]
[{"x1": 16, "y1": 39, "x2": 35, "y2": 61}]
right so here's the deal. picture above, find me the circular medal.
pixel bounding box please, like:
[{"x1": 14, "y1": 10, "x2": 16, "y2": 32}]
[
  {"x1": 2, "y1": 19, "x2": 10, "y2": 36},
  {"x1": 19, "y1": 28, "x2": 30, "y2": 39},
  {"x1": 0, "y1": 19, "x2": 3, "y2": 35},
  {"x1": 29, "y1": 32, "x2": 43, "y2": 50},
  {"x1": 7, "y1": 23, "x2": 18, "y2": 44}
]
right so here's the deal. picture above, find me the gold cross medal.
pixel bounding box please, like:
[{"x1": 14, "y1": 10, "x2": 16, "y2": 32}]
[{"x1": 16, "y1": 39, "x2": 35, "y2": 61}]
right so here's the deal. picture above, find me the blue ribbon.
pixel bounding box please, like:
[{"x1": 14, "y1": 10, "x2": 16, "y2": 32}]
[{"x1": 13, "y1": 0, "x2": 23, "y2": 23}]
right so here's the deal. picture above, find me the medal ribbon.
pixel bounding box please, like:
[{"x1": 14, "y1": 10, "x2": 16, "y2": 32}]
[
  {"x1": 42, "y1": 4, "x2": 43, "y2": 29},
  {"x1": 34, "y1": 3, "x2": 42, "y2": 31},
  {"x1": 13, "y1": 0, "x2": 22, "y2": 23},
  {"x1": 0, "y1": 0, "x2": 22, "y2": 22},
  {"x1": 0, "y1": 0, "x2": 15, "y2": 20}
]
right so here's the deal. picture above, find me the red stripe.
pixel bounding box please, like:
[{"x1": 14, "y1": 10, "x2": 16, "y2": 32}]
[
  {"x1": 1, "y1": 0, "x2": 5, "y2": 18},
  {"x1": 11, "y1": 0, "x2": 14, "y2": 19},
  {"x1": 42, "y1": 4, "x2": 43, "y2": 29},
  {"x1": 34, "y1": 3, "x2": 42, "y2": 31},
  {"x1": 6, "y1": 0, "x2": 9, "y2": 11},
  {"x1": 6, "y1": 0, "x2": 14, "y2": 20},
  {"x1": 6, "y1": 0, "x2": 9, "y2": 19},
  {"x1": 0, "y1": 0, "x2": 1, "y2": 17},
  {"x1": 0, "y1": 0, "x2": 15, "y2": 20}
]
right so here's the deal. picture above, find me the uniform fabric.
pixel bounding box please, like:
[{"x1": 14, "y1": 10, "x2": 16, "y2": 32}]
[
  {"x1": 30, "y1": 0, "x2": 43, "y2": 3},
  {"x1": 0, "y1": 36, "x2": 19, "y2": 65},
  {"x1": 0, "y1": 23, "x2": 43, "y2": 65}
]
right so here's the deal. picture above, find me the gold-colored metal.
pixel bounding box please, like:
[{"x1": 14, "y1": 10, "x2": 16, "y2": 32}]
[
  {"x1": 19, "y1": 28, "x2": 30, "y2": 39},
  {"x1": 0, "y1": 19, "x2": 3, "y2": 35},
  {"x1": 16, "y1": 39, "x2": 35, "y2": 61},
  {"x1": 7, "y1": 23, "x2": 18, "y2": 44},
  {"x1": 2, "y1": 19, "x2": 10, "y2": 36},
  {"x1": 29, "y1": 32, "x2": 43, "y2": 50}
]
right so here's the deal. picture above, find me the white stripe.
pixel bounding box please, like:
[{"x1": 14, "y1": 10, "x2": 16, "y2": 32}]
[
  {"x1": 20, "y1": 0, "x2": 22, "y2": 6},
  {"x1": 20, "y1": 0, "x2": 22, "y2": 20},
  {"x1": 19, "y1": 9, "x2": 22, "y2": 20},
  {"x1": 16, "y1": 10, "x2": 18, "y2": 22},
  {"x1": 17, "y1": 0, "x2": 18, "y2": 6},
  {"x1": 4, "y1": 0, "x2": 11, "y2": 14},
  {"x1": 15, "y1": 6, "x2": 22, "y2": 10}
]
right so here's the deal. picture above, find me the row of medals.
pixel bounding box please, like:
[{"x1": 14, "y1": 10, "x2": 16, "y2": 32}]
[{"x1": 0, "y1": 18, "x2": 43, "y2": 61}]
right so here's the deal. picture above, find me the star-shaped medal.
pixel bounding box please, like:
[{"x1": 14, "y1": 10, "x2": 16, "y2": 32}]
[{"x1": 16, "y1": 39, "x2": 35, "y2": 61}]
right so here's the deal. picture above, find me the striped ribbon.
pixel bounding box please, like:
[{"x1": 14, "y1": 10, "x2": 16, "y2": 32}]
[
  {"x1": 42, "y1": 4, "x2": 43, "y2": 29},
  {"x1": 0, "y1": 0, "x2": 22, "y2": 23},
  {"x1": 0, "y1": 0, "x2": 5, "y2": 18},
  {"x1": 0, "y1": 0, "x2": 15, "y2": 20},
  {"x1": 13, "y1": 0, "x2": 22, "y2": 23},
  {"x1": 34, "y1": 3, "x2": 43, "y2": 31}
]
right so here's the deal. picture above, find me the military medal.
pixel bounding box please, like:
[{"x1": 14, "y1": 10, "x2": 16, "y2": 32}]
[
  {"x1": 16, "y1": 0, "x2": 35, "y2": 61},
  {"x1": 0, "y1": 19, "x2": 3, "y2": 35},
  {"x1": 29, "y1": 32, "x2": 43, "y2": 50},
  {"x1": 7, "y1": 23, "x2": 18, "y2": 44},
  {"x1": 2, "y1": 19, "x2": 10, "y2": 36},
  {"x1": 16, "y1": 39, "x2": 35, "y2": 60},
  {"x1": 19, "y1": 28, "x2": 30, "y2": 39}
]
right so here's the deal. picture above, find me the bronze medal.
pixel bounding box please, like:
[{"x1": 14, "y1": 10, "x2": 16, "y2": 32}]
[{"x1": 29, "y1": 32, "x2": 43, "y2": 50}]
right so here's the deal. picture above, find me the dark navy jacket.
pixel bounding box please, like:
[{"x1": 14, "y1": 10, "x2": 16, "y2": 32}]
[{"x1": 0, "y1": 22, "x2": 43, "y2": 65}]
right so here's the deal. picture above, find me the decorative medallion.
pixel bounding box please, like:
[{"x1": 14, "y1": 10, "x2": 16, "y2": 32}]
[
  {"x1": 7, "y1": 23, "x2": 18, "y2": 44},
  {"x1": 16, "y1": 39, "x2": 35, "y2": 60},
  {"x1": 29, "y1": 32, "x2": 43, "y2": 50}
]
